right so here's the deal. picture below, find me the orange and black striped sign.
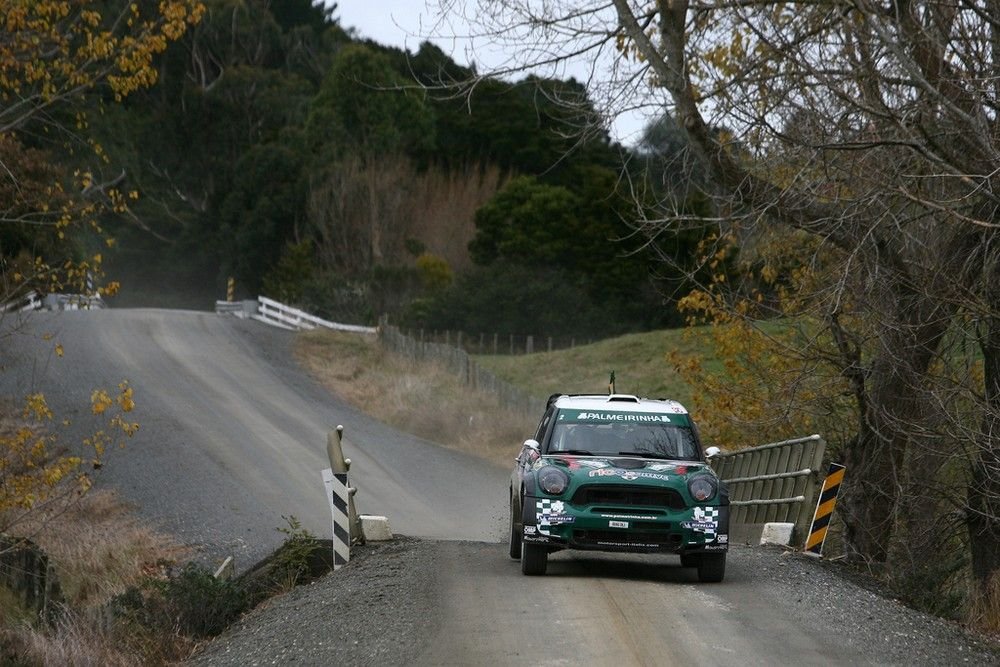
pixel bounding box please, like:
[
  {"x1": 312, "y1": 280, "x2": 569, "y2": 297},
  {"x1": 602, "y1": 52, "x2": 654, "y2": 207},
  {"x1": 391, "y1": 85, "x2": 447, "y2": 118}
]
[
  {"x1": 226, "y1": 276, "x2": 235, "y2": 302},
  {"x1": 805, "y1": 463, "x2": 846, "y2": 555}
]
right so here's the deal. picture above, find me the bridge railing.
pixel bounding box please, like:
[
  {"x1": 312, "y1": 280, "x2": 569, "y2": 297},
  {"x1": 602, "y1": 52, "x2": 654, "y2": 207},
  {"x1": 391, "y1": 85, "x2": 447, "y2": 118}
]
[{"x1": 708, "y1": 434, "x2": 827, "y2": 547}]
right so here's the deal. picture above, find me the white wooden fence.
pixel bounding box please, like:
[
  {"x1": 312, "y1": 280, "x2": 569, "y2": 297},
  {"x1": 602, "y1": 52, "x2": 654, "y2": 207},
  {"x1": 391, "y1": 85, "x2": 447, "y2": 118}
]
[{"x1": 215, "y1": 296, "x2": 376, "y2": 334}]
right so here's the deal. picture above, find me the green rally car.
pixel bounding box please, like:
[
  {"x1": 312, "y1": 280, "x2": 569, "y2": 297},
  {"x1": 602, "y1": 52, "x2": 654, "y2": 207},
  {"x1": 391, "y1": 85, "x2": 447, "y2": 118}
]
[{"x1": 509, "y1": 393, "x2": 729, "y2": 581}]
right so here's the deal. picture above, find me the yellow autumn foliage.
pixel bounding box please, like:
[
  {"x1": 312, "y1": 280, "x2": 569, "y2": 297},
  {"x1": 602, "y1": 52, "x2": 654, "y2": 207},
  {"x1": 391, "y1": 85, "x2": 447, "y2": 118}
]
[{"x1": 0, "y1": 382, "x2": 138, "y2": 527}]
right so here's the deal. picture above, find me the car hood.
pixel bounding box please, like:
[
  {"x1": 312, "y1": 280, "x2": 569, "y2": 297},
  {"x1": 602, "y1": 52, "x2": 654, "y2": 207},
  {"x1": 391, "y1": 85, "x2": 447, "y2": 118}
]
[{"x1": 532, "y1": 454, "x2": 715, "y2": 485}]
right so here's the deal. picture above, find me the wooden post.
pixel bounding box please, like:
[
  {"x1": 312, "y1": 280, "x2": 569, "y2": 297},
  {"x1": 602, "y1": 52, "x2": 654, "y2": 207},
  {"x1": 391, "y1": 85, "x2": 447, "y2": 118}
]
[
  {"x1": 493, "y1": 333, "x2": 499, "y2": 355},
  {"x1": 548, "y1": 336, "x2": 553, "y2": 352},
  {"x1": 526, "y1": 335, "x2": 534, "y2": 354}
]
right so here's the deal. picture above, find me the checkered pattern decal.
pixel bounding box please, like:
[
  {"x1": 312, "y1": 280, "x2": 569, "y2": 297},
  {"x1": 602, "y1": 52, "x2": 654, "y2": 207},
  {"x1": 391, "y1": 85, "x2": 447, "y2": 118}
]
[
  {"x1": 536, "y1": 499, "x2": 565, "y2": 536},
  {"x1": 693, "y1": 506, "x2": 719, "y2": 539}
]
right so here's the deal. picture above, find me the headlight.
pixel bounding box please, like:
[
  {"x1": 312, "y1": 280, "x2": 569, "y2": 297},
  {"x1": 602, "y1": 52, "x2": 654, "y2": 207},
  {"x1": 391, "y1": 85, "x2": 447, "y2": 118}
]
[
  {"x1": 537, "y1": 466, "x2": 570, "y2": 495},
  {"x1": 688, "y1": 476, "x2": 717, "y2": 502}
]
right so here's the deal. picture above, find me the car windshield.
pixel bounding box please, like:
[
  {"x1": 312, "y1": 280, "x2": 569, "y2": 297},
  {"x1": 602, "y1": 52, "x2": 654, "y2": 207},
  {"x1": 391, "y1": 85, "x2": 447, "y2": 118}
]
[{"x1": 547, "y1": 408, "x2": 699, "y2": 460}]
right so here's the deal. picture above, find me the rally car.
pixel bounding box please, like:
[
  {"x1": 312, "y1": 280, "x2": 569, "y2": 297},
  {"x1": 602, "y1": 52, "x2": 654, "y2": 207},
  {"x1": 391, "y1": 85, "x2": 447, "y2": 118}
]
[{"x1": 509, "y1": 393, "x2": 729, "y2": 581}]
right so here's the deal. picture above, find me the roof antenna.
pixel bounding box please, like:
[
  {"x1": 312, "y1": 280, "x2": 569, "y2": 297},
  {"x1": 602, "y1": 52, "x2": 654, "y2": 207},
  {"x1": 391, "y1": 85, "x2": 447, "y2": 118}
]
[{"x1": 608, "y1": 370, "x2": 616, "y2": 395}]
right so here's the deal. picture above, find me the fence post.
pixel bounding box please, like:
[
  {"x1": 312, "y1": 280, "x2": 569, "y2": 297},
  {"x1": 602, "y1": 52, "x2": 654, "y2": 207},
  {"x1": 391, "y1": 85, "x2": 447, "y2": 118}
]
[
  {"x1": 493, "y1": 333, "x2": 498, "y2": 355},
  {"x1": 795, "y1": 436, "x2": 828, "y2": 546},
  {"x1": 526, "y1": 335, "x2": 534, "y2": 354}
]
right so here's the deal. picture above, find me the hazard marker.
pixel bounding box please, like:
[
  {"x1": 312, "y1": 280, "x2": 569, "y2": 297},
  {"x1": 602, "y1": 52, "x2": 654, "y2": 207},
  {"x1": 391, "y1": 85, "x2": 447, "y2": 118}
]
[
  {"x1": 805, "y1": 463, "x2": 846, "y2": 556},
  {"x1": 322, "y1": 469, "x2": 350, "y2": 569}
]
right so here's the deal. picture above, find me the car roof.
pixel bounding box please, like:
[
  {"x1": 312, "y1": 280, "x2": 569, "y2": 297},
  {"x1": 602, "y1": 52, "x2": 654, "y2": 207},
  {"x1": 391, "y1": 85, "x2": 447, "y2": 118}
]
[{"x1": 549, "y1": 394, "x2": 689, "y2": 415}]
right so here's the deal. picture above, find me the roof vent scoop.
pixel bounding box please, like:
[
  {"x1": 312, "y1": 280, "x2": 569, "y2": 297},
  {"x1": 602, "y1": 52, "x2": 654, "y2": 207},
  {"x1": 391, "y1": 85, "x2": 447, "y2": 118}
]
[{"x1": 606, "y1": 394, "x2": 640, "y2": 403}]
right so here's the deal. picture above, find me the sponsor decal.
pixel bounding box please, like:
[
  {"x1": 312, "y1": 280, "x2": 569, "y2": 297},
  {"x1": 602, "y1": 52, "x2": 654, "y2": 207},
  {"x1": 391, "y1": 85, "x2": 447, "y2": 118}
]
[
  {"x1": 576, "y1": 459, "x2": 609, "y2": 469},
  {"x1": 717, "y1": 534, "x2": 729, "y2": 544},
  {"x1": 546, "y1": 515, "x2": 575, "y2": 525},
  {"x1": 587, "y1": 468, "x2": 671, "y2": 482},
  {"x1": 560, "y1": 410, "x2": 691, "y2": 427},
  {"x1": 703, "y1": 544, "x2": 727, "y2": 551},
  {"x1": 597, "y1": 541, "x2": 659, "y2": 548},
  {"x1": 681, "y1": 521, "x2": 717, "y2": 531},
  {"x1": 609, "y1": 520, "x2": 629, "y2": 528},
  {"x1": 536, "y1": 499, "x2": 574, "y2": 534},
  {"x1": 524, "y1": 526, "x2": 537, "y2": 535},
  {"x1": 686, "y1": 507, "x2": 720, "y2": 538},
  {"x1": 577, "y1": 412, "x2": 673, "y2": 423},
  {"x1": 523, "y1": 534, "x2": 550, "y2": 543},
  {"x1": 600, "y1": 514, "x2": 658, "y2": 521}
]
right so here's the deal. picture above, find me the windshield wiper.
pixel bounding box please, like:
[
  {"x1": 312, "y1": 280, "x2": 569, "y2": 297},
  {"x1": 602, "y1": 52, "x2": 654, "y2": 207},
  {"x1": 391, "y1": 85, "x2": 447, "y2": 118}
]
[{"x1": 553, "y1": 449, "x2": 595, "y2": 456}]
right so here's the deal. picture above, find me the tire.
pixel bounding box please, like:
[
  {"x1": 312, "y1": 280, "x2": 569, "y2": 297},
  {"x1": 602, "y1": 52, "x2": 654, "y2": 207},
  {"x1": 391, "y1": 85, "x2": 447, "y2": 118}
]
[
  {"x1": 680, "y1": 553, "x2": 699, "y2": 568},
  {"x1": 696, "y1": 553, "x2": 726, "y2": 583},
  {"x1": 521, "y1": 543, "x2": 548, "y2": 576},
  {"x1": 508, "y1": 494, "x2": 522, "y2": 560}
]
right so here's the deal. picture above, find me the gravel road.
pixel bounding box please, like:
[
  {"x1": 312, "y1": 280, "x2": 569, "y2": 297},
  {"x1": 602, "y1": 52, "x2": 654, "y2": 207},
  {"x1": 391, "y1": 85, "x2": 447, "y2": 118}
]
[
  {"x1": 188, "y1": 540, "x2": 1000, "y2": 666},
  {"x1": 0, "y1": 309, "x2": 506, "y2": 568},
  {"x1": 4, "y1": 308, "x2": 999, "y2": 666}
]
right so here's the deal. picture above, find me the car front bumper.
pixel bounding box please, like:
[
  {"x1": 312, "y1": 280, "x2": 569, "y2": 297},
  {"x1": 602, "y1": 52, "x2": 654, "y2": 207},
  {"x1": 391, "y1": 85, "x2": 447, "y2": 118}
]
[{"x1": 522, "y1": 494, "x2": 729, "y2": 554}]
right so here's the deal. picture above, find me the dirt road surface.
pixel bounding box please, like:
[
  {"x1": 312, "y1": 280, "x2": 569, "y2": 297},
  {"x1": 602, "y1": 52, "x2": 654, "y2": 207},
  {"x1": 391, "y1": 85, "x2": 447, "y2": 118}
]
[{"x1": 3, "y1": 308, "x2": 997, "y2": 665}]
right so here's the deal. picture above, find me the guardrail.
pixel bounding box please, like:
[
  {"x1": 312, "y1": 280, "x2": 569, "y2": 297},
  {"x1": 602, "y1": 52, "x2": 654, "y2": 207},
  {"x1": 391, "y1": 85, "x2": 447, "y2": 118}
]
[
  {"x1": 2, "y1": 291, "x2": 104, "y2": 313},
  {"x1": 709, "y1": 434, "x2": 827, "y2": 547},
  {"x1": 215, "y1": 296, "x2": 376, "y2": 334},
  {"x1": 43, "y1": 293, "x2": 104, "y2": 310},
  {"x1": 0, "y1": 290, "x2": 42, "y2": 313}
]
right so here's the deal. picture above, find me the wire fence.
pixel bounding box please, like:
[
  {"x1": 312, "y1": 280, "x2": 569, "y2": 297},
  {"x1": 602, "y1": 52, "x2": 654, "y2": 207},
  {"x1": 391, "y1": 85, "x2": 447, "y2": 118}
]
[
  {"x1": 396, "y1": 328, "x2": 597, "y2": 356},
  {"x1": 378, "y1": 324, "x2": 543, "y2": 415}
]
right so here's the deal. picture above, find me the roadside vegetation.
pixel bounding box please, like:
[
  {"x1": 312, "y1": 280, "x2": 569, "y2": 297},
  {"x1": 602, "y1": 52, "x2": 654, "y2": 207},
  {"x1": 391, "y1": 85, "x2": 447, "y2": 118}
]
[
  {"x1": 4, "y1": 0, "x2": 1000, "y2": 652},
  {"x1": 295, "y1": 329, "x2": 534, "y2": 468}
]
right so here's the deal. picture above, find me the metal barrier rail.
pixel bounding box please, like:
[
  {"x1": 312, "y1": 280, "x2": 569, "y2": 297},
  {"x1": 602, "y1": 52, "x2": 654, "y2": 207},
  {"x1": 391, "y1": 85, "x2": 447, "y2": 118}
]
[
  {"x1": 0, "y1": 290, "x2": 42, "y2": 313},
  {"x1": 709, "y1": 434, "x2": 826, "y2": 546}
]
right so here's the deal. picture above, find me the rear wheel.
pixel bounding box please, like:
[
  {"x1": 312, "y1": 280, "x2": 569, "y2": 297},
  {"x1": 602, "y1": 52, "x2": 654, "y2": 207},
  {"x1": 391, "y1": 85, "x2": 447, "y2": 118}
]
[
  {"x1": 696, "y1": 553, "x2": 726, "y2": 583},
  {"x1": 508, "y1": 494, "x2": 522, "y2": 560},
  {"x1": 521, "y1": 543, "x2": 548, "y2": 575}
]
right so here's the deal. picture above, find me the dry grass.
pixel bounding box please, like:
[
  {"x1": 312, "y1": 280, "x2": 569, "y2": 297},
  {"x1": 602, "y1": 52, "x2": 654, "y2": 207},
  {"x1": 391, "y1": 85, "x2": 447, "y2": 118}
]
[
  {"x1": 13, "y1": 490, "x2": 188, "y2": 607},
  {"x1": 970, "y1": 572, "x2": 1000, "y2": 635},
  {"x1": 295, "y1": 329, "x2": 533, "y2": 467},
  {"x1": 1, "y1": 490, "x2": 190, "y2": 666}
]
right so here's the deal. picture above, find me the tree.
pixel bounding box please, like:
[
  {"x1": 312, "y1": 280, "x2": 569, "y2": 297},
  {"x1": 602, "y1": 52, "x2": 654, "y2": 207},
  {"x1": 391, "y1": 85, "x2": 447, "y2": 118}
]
[
  {"x1": 306, "y1": 44, "x2": 435, "y2": 269},
  {"x1": 0, "y1": 0, "x2": 200, "y2": 534},
  {"x1": 438, "y1": 0, "x2": 1000, "y2": 619}
]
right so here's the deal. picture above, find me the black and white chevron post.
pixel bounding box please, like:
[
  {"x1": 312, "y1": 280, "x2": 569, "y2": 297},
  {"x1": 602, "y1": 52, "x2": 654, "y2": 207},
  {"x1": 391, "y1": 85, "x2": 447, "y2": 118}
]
[{"x1": 322, "y1": 468, "x2": 351, "y2": 569}]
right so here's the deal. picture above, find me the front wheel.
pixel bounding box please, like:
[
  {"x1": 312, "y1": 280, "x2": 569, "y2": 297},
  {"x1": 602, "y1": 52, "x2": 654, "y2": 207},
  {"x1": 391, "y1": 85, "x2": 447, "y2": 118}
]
[
  {"x1": 680, "y1": 553, "x2": 698, "y2": 568},
  {"x1": 508, "y1": 494, "x2": 522, "y2": 560},
  {"x1": 696, "y1": 553, "x2": 726, "y2": 583},
  {"x1": 521, "y1": 543, "x2": 548, "y2": 575}
]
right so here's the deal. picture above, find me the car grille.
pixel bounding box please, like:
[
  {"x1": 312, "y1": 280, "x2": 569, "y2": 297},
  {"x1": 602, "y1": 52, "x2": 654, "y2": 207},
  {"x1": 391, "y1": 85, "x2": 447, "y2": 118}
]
[
  {"x1": 572, "y1": 530, "x2": 683, "y2": 550},
  {"x1": 570, "y1": 484, "x2": 686, "y2": 510}
]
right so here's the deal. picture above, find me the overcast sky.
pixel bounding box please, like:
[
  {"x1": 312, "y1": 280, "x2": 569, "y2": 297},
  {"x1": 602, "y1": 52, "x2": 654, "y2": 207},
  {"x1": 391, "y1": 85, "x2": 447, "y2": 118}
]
[{"x1": 330, "y1": 1, "x2": 650, "y2": 144}]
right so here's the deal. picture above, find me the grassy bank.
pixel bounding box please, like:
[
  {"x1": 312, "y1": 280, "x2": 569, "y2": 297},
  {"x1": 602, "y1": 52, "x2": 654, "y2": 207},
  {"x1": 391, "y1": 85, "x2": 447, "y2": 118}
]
[
  {"x1": 294, "y1": 329, "x2": 536, "y2": 467},
  {"x1": 472, "y1": 328, "x2": 702, "y2": 406},
  {"x1": 293, "y1": 327, "x2": 712, "y2": 466}
]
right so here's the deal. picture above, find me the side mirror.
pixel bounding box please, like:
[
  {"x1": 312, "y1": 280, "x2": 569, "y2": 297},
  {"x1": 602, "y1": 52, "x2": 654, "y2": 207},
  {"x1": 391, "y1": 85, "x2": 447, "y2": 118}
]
[
  {"x1": 522, "y1": 439, "x2": 541, "y2": 464},
  {"x1": 704, "y1": 446, "x2": 722, "y2": 458}
]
